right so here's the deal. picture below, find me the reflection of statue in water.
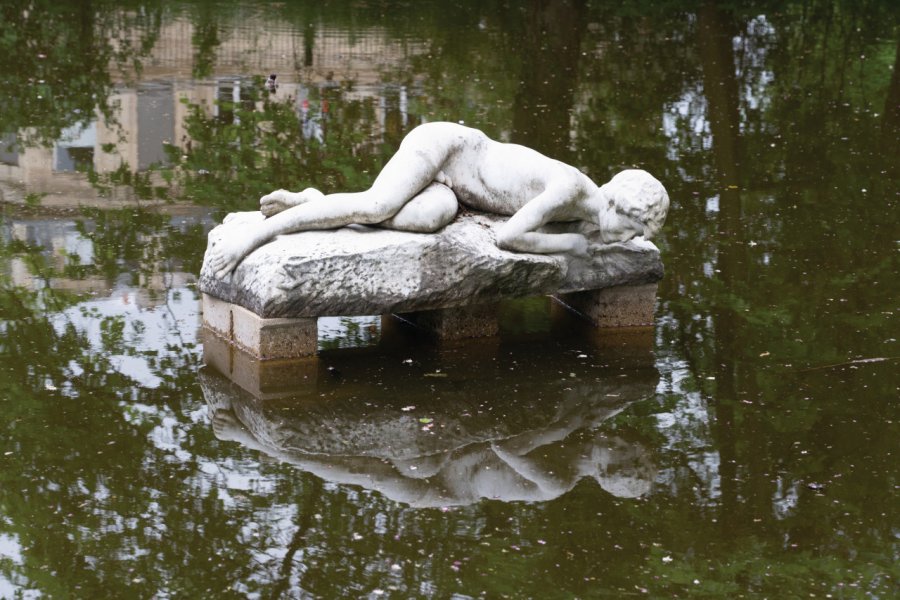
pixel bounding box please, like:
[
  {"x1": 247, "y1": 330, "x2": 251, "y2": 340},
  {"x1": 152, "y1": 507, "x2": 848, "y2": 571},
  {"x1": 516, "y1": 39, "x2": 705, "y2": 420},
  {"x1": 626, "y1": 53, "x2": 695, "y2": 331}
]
[
  {"x1": 213, "y1": 410, "x2": 653, "y2": 504},
  {"x1": 200, "y1": 365, "x2": 658, "y2": 507},
  {"x1": 206, "y1": 122, "x2": 669, "y2": 279}
]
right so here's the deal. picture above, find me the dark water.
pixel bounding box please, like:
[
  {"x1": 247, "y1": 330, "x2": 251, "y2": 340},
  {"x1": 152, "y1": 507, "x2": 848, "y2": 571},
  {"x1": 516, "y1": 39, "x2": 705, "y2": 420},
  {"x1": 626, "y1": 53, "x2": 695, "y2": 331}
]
[{"x1": 1, "y1": 1, "x2": 898, "y2": 597}]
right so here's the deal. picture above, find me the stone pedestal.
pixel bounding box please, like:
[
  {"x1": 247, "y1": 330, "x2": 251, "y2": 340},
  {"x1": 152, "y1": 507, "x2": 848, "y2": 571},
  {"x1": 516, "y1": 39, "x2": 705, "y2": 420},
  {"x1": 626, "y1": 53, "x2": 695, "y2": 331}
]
[
  {"x1": 401, "y1": 303, "x2": 500, "y2": 340},
  {"x1": 199, "y1": 213, "x2": 663, "y2": 318},
  {"x1": 556, "y1": 283, "x2": 658, "y2": 328},
  {"x1": 199, "y1": 212, "x2": 665, "y2": 359},
  {"x1": 202, "y1": 293, "x2": 317, "y2": 359}
]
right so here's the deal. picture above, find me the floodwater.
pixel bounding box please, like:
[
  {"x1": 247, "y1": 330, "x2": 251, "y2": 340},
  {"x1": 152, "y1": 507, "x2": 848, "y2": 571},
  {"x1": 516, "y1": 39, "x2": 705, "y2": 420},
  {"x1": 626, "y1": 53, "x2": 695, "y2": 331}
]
[{"x1": 1, "y1": 1, "x2": 897, "y2": 597}]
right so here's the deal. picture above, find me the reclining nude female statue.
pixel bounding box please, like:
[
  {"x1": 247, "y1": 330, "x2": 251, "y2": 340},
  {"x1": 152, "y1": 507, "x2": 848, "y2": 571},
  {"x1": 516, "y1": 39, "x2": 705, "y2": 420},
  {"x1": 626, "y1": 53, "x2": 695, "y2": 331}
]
[{"x1": 206, "y1": 121, "x2": 669, "y2": 280}]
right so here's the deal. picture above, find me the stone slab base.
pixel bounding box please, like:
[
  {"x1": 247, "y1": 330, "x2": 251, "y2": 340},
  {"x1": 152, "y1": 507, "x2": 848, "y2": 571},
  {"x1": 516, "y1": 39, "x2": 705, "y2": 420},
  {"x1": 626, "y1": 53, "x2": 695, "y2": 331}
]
[
  {"x1": 199, "y1": 213, "x2": 663, "y2": 319},
  {"x1": 202, "y1": 293, "x2": 317, "y2": 359},
  {"x1": 556, "y1": 284, "x2": 658, "y2": 328}
]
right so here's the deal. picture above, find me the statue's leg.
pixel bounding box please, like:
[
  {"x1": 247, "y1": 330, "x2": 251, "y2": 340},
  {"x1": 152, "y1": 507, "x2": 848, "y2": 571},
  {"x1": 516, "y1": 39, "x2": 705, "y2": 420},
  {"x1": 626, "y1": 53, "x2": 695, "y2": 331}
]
[
  {"x1": 207, "y1": 126, "x2": 458, "y2": 278},
  {"x1": 261, "y1": 123, "x2": 460, "y2": 221},
  {"x1": 262, "y1": 130, "x2": 454, "y2": 227},
  {"x1": 379, "y1": 183, "x2": 458, "y2": 232}
]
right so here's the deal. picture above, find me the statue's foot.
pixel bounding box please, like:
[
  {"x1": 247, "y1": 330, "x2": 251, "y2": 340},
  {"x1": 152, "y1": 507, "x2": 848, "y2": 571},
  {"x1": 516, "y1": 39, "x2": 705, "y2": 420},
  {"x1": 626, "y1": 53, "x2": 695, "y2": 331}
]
[
  {"x1": 260, "y1": 187, "x2": 324, "y2": 217},
  {"x1": 435, "y1": 170, "x2": 453, "y2": 189},
  {"x1": 211, "y1": 408, "x2": 242, "y2": 441},
  {"x1": 211, "y1": 408, "x2": 261, "y2": 449}
]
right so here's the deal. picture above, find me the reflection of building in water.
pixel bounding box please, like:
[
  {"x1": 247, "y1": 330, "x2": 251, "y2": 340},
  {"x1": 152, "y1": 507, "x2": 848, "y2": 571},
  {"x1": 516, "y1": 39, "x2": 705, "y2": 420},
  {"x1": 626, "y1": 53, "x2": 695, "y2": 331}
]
[
  {"x1": 0, "y1": 133, "x2": 17, "y2": 167},
  {"x1": 1, "y1": 212, "x2": 213, "y2": 309},
  {"x1": 137, "y1": 18, "x2": 425, "y2": 85},
  {"x1": 0, "y1": 84, "x2": 178, "y2": 207},
  {"x1": 0, "y1": 15, "x2": 426, "y2": 208}
]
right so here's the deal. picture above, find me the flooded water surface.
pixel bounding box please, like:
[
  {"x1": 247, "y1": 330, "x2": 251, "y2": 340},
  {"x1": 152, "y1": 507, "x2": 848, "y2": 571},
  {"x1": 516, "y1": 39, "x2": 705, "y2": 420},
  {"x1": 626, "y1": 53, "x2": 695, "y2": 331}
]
[{"x1": 1, "y1": 1, "x2": 897, "y2": 597}]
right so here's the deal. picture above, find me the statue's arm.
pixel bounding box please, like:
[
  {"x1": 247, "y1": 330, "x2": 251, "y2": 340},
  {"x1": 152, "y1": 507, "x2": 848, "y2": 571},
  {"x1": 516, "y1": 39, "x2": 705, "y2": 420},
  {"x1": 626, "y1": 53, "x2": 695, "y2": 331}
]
[{"x1": 495, "y1": 189, "x2": 589, "y2": 256}]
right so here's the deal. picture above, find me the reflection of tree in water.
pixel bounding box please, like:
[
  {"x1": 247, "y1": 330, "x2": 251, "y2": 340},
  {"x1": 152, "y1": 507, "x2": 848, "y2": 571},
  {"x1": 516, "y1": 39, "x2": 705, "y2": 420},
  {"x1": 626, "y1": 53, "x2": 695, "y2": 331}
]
[
  {"x1": 163, "y1": 84, "x2": 405, "y2": 213},
  {"x1": 654, "y1": 2, "x2": 898, "y2": 593},
  {"x1": 0, "y1": 220, "x2": 226, "y2": 597},
  {"x1": 190, "y1": 1, "x2": 222, "y2": 79},
  {"x1": 0, "y1": 1, "x2": 897, "y2": 596},
  {"x1": 0, "y1": 0, "x2": 162, "y2": 148},
  {"x1": 511, "y1": 0, "x2": 587, "y2": 160}
]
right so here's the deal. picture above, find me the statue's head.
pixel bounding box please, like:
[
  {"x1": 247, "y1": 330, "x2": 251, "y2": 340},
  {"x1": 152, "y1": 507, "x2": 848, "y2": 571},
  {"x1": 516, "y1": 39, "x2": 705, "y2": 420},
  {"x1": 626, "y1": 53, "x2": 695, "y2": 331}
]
[
  {"x1": 602, "y1": 169, "x2": 669, "y2": 239},
  {"x1": 584, "y1": 434, "x2": 656, "y2": 498}
]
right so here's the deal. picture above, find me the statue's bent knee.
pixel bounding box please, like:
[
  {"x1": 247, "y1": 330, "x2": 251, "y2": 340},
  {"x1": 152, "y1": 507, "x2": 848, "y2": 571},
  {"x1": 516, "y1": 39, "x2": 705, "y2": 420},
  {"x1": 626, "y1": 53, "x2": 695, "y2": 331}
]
[{"x1": 383, "y1": 183, "x2": 458, "y2": 233}]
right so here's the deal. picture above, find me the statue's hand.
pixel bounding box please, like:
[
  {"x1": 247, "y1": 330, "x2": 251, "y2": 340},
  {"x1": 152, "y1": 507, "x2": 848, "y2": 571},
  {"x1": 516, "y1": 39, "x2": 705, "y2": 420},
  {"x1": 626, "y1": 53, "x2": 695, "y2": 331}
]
[{"x1": 569, "y1": 234, "x2": 591, "y2": 258}]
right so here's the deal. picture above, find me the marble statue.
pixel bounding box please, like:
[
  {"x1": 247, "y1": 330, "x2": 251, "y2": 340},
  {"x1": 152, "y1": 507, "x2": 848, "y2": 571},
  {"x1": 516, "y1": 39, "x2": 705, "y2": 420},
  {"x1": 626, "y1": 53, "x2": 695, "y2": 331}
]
[{"x1": 206, "y1": 122, "x2": 669, "y2": 280}]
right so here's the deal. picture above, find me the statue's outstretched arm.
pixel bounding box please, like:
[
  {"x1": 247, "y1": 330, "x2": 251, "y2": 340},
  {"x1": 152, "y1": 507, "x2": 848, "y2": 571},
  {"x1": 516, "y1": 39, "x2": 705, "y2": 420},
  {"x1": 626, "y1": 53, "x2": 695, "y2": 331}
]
[{"x1": 495, "y1": 188, "x2": 589, "y2": 256}]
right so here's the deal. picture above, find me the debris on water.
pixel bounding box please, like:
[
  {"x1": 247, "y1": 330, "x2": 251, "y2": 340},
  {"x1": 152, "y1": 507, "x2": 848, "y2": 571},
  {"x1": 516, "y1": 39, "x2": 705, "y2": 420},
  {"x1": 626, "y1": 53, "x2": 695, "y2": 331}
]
[
  {"x1": 424, "y1": 372, "x2": 447, "y2": 378},
  {"x1": 418, "y1": 417, "x2": 433, "y2": 424},
  {"x1": 807, "y1": 482, "x2": 825, "y2": 491},
  {"x1": 662, "y1": 556, "x2": 673, "y2": 563},
  {"x1": 401, "y1": 405, "x2": 415, "y2": 412},
  {"x1": 402, "y1": 359, "x2": 413, "y2": 365}
]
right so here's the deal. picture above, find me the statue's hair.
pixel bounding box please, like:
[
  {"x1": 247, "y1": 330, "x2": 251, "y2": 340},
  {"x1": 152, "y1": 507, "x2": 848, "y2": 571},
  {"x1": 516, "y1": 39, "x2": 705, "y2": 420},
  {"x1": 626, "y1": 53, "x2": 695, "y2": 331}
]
[{"x1": 606, "y1": 169, "x2": 669, "y2": 238}]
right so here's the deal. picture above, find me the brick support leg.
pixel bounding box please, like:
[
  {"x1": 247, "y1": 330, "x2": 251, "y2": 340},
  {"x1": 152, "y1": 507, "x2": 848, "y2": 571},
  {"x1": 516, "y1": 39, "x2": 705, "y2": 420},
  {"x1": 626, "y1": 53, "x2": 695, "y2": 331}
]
[
  {"x1": 557, "y1": 283, "x2": 658, "y2": 328},
  {"x1": 202, "y1": 293, "x2": 317, "y2": 359},
  {"x1": 401, "y1": 303, "x2": 500, "y2": 340}
]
